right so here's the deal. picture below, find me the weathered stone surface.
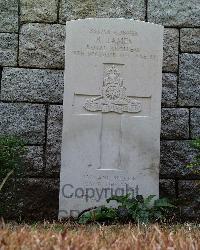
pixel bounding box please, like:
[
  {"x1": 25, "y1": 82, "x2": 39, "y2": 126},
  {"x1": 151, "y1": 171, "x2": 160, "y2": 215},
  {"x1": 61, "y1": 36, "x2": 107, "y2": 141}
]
[
  {"x1": 178, "y1": 180, "x2": 200, "y2": 220},
  {"x1": 162, "y1": 73, "x2": 177, "y2": 107},
  {"x1": 159, "y1": 179, "x2": 176, "y2": 200},
  {"x1": 59, "y1": 0, "x2": 145, "y2": 23},
  {"x1": 46, "y1": 105, "x2": 63, "y2": 176},
  {"x1": 1, "y1": 68, "x2": 64, "y2": 103},
  {"x1": 0, "y1": 103, "x2": 45, "y2": 144},
  {"x1": 0, "y1": 0, "x2": 18, "y2": 32},
  {"x1": 19, "y1": 24, "x2": 65, "y2": 69},
  {"x1": 180, "y1": 28, "x2": 200, "y2": 52},
  {"x1": 0, "y1": 33, "x2": 18, "y2": 66},
  {"x1": 0, "y1": 178, "x2": 59, "y2": 220},
  {"x1": 148, "y1": 0, "x2": 200, "y2": 27},
  {"x1": 190, "y1": 108, "x2": 200, "y2": 139},
  {"x1": 24, "y1": 146, "x2": 44, "y2": 176},
  {"x1": 178, "y1": 54, "x2": 200, "y2": 106},
  {"x1": 160, "y1": 140, "x2": 200, "y2": 178},
  {"x1": 59, "y1": 19, "x2": 163, "y2": 217},
  {"x1": 20, "y1": 0, "x2": 58, "y2": 23},
  {"x1": 163, "y1": 29, "x2": 179, "y2": 72},
  {"x1": 161, "y1": 108, "x2": 189, "y2": 139}
]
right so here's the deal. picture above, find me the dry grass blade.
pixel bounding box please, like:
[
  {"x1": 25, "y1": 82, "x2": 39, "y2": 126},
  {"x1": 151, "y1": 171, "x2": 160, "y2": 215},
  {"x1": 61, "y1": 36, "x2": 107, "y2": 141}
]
[
  {"x1": 0, "y1": 170, "x2": 14, "y2": 191},
  {"x1": 0, "y1": 223, "x2": 199, "y2": 250}
]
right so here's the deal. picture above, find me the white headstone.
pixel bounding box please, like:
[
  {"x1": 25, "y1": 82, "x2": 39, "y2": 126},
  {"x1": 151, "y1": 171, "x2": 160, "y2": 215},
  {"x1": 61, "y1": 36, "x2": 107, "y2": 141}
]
[{"x1": 59, "y1": 18, "x2": 164, "y2": 218}]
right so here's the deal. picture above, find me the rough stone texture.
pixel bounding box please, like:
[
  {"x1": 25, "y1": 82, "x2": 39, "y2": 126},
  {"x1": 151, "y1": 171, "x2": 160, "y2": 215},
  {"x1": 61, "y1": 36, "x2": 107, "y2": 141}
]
[
  {"x1": 46, "y1": 105, "x2": 63, "y2": 176},
  {"x1": 19, "y1": 24, "x2": 65, "y2": 69},
  {"x1": 1, "y1": 68, "x2": 64, "y2": 103},
  {"x1": 178, "y1": 54, "x2": 200, "y2": 107},
  {"x1": 161, "y1": 108, "x2": 189, "y2": 139},
  {"x1": 0, "y1": 0, "x2": 18, "y2": 33},
  {"x1": 159, "y1": 179, "x2": 176, "y2": 199},
  {"x1": 20, "y1": 0, "x2": 58, "y2": 23},
  {"x1": 0, "y1": 103, "x2": 45, "y2": 144},
  {"x1": 180, "y1": 29, "x2": 200, "y2": 53},
  {"x1": 160, "y1": 140, "x2": 200, "y2": 178},
  {"x1": 190, "y1": 108, "x2": 200, "y2": 139},
  {"x1": 162, "y1": 73, "x2": 177, "y2": 107},
  {"x1": 59, "y1": 0, "x2": 145, "y2": 23},
  {"x1": 163, "y1": 29, "x2": 179, "y2": 72},
  {"x1": 0, "y1": 178, "x2": 59, "y2": 220},
  {"x1": 148, "y1": 0, "x2": 200, "y2": 27},
  {"x1": 0, "y1": 1, "x2": 199, "y2": 220},
  {"x1": 178, "y1": 180, "x2": 200, "y2": 220},
  {"x1": 0, "y1": 33, "x2": 18, "y2": 66},
  {"x1": 24, "y1": 146, "x2": 44, "y2": 176}
]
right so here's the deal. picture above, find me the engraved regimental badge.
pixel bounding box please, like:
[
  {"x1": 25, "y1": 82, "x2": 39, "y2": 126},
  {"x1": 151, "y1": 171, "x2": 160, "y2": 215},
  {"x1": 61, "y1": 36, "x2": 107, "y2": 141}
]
[{"x1": 83, "y1": 65, "x2": 142, "y2": 114}]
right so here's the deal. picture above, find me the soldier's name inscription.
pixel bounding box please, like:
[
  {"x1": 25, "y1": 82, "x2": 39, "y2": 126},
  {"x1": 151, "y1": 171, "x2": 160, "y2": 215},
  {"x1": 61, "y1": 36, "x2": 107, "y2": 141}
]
[{"x1": 71, "y1": 28, "x2": 160, "y2": 60}]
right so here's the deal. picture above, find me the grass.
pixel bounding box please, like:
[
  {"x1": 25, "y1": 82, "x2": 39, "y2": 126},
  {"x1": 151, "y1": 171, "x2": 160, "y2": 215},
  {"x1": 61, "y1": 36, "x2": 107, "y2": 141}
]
[{"x1": 0, "y1": 221, "x2": 200, "y2": 249}]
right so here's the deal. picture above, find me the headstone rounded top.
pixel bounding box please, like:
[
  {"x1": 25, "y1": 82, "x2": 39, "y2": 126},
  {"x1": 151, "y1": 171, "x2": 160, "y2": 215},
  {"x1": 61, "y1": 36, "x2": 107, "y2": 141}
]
[{"x1": 66, "y1": 17, "x2": 164, "y2": 28}]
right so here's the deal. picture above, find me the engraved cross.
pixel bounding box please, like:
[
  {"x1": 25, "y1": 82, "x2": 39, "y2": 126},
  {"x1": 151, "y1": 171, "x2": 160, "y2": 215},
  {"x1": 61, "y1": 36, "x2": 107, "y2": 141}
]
[{"x1": 82, "y1": 65, "x2": 143, "y2": 171}]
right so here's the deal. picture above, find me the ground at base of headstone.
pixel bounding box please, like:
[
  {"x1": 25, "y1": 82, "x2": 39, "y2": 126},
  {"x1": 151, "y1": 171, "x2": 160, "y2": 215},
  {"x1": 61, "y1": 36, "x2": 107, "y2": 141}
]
[{"x1": 0, "y1": 221, "x2": 200, "y2": 249}]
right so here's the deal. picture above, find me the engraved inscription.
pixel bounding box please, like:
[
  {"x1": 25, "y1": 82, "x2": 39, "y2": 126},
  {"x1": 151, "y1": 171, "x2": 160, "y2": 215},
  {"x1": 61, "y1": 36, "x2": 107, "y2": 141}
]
[
  {"x1": 70, "y1": 28, "x2": 160, "y2": 60},
  {"x1": 89, "y1": 28, "x2": 138, "y2": 36},
  {"x1": 84, "y1": 65, "x2": 142, "y2": 114}
]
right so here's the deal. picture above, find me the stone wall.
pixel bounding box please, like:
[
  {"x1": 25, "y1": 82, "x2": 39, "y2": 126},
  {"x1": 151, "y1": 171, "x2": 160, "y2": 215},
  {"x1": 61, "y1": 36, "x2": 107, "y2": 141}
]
[{"x1": 0, "y1": 0, "x2": 199, "y2": 220}]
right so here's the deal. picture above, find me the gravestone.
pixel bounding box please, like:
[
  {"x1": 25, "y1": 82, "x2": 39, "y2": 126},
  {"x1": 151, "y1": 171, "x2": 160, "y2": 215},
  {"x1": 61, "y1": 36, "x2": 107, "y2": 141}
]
[{"x1": 59, "y1": 18, "x2": 163, "y2": 218}]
